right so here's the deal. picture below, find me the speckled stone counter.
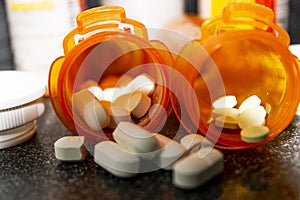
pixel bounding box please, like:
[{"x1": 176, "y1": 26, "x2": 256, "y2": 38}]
[{"x1": 0, "y1": 98, "x2": 299, "y2": 200}]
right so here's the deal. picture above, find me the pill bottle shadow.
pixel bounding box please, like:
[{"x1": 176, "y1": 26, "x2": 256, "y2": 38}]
[
  {"x1": 171, "y1": 3, "x2": 300, "y2": 150},
  {"x1": 48, "y1": 6, "x2": 180, "y2": 152}
]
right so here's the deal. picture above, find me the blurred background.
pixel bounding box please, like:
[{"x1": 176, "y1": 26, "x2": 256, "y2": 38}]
[{"x1": 0, "y1": 0, "x2": 299, "y2": 73}]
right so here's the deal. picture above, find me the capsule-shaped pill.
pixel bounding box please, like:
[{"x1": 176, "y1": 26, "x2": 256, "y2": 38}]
[
  {"x1": 180, "y1": 134, "x2": 214, "y2": 153},
  {"x1": 54, "y1": 136, "x2": 86, "y2": 161},
  {"x1": 154, "y1": 134, "x2": 186, "y2": 170},
  {"x1": 72, "y1": 89, "x2": 110, "y2": 130},
  {"x1": 94, "y1": 141, "x2": 140, "y2": 178},
  {"x1": 173, "y1": 148, "x2": 224, "y2": 189},
  {"x1": 112, "y1": 122, "x2": 159, "y2": 153}
]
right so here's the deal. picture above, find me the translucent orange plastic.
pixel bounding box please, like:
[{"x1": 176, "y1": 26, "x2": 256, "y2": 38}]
[
  {"x1": 173, "y1": 3, "x2": 300, "y2": 149},
  {"x1": 48, "y1": 6, "x2": 173, "y2": 143}
]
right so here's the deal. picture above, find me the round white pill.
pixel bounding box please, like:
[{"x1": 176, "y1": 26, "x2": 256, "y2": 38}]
[
  {"x1": 94, "y1": 141, "x2": 140, "y2": 177},
  {"x1": 114, "y1": 92, "x2": 151, "y2": 118},
  {"x1": 212, "y1": 95, "x2": 237, "y2": 109},
  {"x1": 172, "y1": 148, "x2": 224, "y2": 189},
  {"x1": 238, "y1": 95, "x2": 262, "y2": 112},
  {"x1": 240, "y1": 125, "x2": 269, "y2": 143},
  {"x1": 238, "y1": 106, "x2": 267, "y2": 129},
  {"x1": 112, "y1": 122, "x2": 160, "y2": 153},
  {"x1": 211, "y1": 107, "x2": 240, "y2": 120},
  {"x1": 101, "y1": 101, "x2": 131, "y2": 129},
  {"x1": 215, "y1": 115, "x2": 239, "y2": 129}
]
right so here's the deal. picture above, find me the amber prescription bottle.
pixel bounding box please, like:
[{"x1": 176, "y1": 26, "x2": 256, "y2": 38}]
[
  {"x1": 173, "y1": 3, "x2": 300, "y2": 150},
  {"x1": 48, "y1": 6, "x2": 174, "y2": 144}
]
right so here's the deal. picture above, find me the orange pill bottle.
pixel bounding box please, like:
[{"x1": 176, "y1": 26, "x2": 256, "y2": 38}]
[
  {"x1": 48, "y1": 6, "x2": 173, "y2": 144},
  {"x1": 172, "y1": 3, "x2": 300, "y2": 149}
]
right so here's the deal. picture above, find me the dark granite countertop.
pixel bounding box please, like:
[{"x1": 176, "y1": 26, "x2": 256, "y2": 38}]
[{"x1": 0, "y1": 98, "x2": 299, "y2": 200}]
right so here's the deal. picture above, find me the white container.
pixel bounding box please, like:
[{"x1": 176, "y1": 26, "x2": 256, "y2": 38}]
[{"x1": 5, "y1": 0, "x2": 87, "y2": 85}]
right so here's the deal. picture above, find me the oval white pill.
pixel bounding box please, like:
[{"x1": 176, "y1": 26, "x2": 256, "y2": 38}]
[
  {"x1": 238, "y1": 106, "x2": 267, "y2": 129},
  {"x1": 215, "y1": 115, "x2": 239, "y2": 129},
  {"x1": 72, "y1": 89, "x2": 110, "y2": 131},
  {"x1": 180, "y1": 134, "x2": 214, "y2": 153},
  {"x1": 154, "y1": 134, "x2": 186, "y2": 170},
  {"x1": 112, "y1": 122, "x2": 160, "y2": 153},
  {"x1": 238, "y1": 95, "x2": 262, "y2": 112},
  {"x1": 54, "y1": 136, "x2": 86, "y2": 161},
  {"x1": 212, "y1": 95, "x2": 237, "y2": 108},
  {"x1": 211, "y1": 107, "x2": 240, "y2": 119},
  {"x1": 173, "y1": 148, "x2": 224, "y2": 189},
  {"x1": 240, "y1": 125, "x2": 269, "y2": 143},
  {"x1": 94, "y1": 141, "x2": 140, "y2": 177}
]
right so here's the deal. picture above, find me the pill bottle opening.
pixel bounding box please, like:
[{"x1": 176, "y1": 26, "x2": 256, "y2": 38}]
[
  {"x1": 172, "y1": 31, "x2": 300, "y2": 150},
  {"x1": 49, "y1": 32, "x2": 172, "y2": 146}
]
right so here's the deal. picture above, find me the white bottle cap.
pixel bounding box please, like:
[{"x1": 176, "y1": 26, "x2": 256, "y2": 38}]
[{"x1": 0, "y1": 70, "x2": 46, "y2": 110}]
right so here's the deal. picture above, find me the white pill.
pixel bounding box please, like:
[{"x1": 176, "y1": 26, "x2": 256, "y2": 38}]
[
  {"x1": 212, "y1": 95, "x2": 237, "y2": 108},
  {"x1": 172, "y1": 148, "x2": 224, "y2": 189},
  {"x1": 87, "y1": 86, "x2": 104, "y2": 101},
  {"x1": 72, "y1": 89, "x2": 110, "y2": 130},
  {"x1": 125, "y1": 74, "x2": 155, "y2": 96},
  {"x1": 211, "y1": 107, "x2": 240, "y2": 119},
  {"x1": 103, "y1": 87, "x2": 128, "y2": 102},
  {"x1": 114, "y1": 91, "x2": 151, "y2": 118},
  {"x1": 94, "y1": 141, "x2": 140, "y2": 177},
  {"x1": 112, "y1": 122, "x2": 159, "y2": 153},
  {"x1": 238, "y1": 95, "x2": 262, "y2": 112},
  {"x1": 240, "y1": 125, "x2": 269, "y2": 143},
  {"x1": 54, "y1": 136, "x2": 86, "y2": 161},
  {"x1": 238, "y1": 106, "x2": 267, "y2": 129},
  {"x1": 180, "y1": 134, "x2": 214, "y2": 153},
  {"x1": 154, "y1": 134, "x2": 186, "y2": 170},
  {"x1": 215, "y1": 115, "x2": 239, "y2": 129},
  {"x1": 101, "y1": 101, "x2": 131, "y2": 129}
]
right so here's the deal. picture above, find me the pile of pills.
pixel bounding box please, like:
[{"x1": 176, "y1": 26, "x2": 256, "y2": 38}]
[
  {"x1": 211, "y1": 95, "x2": 270, "y2": 143},
  {"x1": 54, "y1": 74, "x2": 225, "y2": 189},
  {"x1": 54, "y1": 123, "x2": 224, "y2": 189},
  {"x1": 72, "y1": 74, "x2": 155, "y2": 131}
]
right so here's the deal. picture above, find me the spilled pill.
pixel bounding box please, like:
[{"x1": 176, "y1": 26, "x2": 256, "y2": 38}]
[
  {"x1": 238, "y1": 95, "x2": 261, "y2": 112},
  {"x1": 113, "y1": 122, "x2": 160, "y2": 153},
  {"x1": 240, "y1": 125, "x2": 269, "y2": 143},
  {"x1": 212, "y1": 95, "x2": 237, "y2": 109},
  {"x1": 94, "y1": 141, "x2": 140, "y2": 178},
  {"x1": 54, "y1": 136, "x2": 86, "y2": 161},
  {"x1": 172, "y1": 148, "x2": 224, "y2": 189},
  {"x1": 154, "y1": 134, "x2": 186, "y2": 170},
  {"x1": 72, "y1": 89, "x2": 110, "y2": 130},
  {"x1": 180, "y1": 134, "x2": 214, "y2": 152},
  {"x1": 237, "y1": 106, "x2": 266, "y2": 129},
  {"x1": 114, "y1": 91, "x2": 151, "y2": 118}
]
